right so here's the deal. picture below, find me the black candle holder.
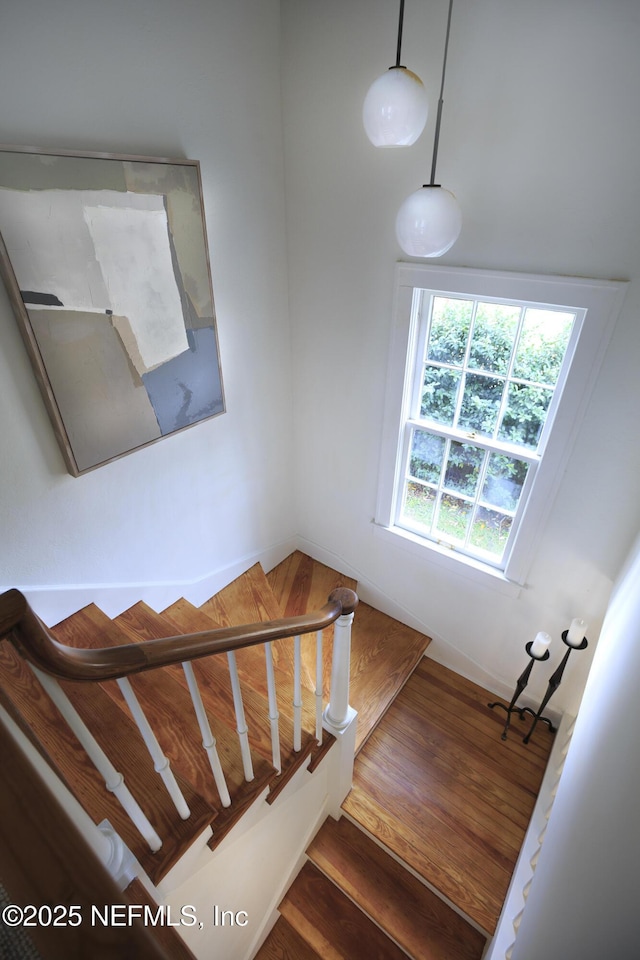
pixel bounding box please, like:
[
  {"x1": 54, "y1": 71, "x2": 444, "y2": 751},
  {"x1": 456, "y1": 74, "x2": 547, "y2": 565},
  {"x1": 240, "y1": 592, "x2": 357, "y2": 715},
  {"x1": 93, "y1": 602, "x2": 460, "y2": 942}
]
[
  {"x1": 522, "y1": 630, "x2": 588, "y2": 744},
  {"x1": 488, "y1": 641, "x2": 551, "y2": 741}
]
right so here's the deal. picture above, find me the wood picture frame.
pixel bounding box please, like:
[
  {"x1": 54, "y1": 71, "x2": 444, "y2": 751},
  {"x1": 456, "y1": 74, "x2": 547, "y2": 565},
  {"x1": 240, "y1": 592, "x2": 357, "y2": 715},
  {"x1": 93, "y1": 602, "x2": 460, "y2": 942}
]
[{"x1": 0, "y1": 145, "x2": 225, "y2": 476}]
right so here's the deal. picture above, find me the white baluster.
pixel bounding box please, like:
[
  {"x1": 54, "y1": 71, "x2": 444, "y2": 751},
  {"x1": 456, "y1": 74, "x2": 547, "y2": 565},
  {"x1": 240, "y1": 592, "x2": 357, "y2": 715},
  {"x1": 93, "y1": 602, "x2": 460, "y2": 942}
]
[
  {"x1": 264, "y1": 642, "x2": 281, "y2": 773},
  {"x1": 182, "y1": 662, "x2": 231, "y2": 807},
  {"x1": 1, "y1": 705, "x2": 138, "y2": 890},
  {"x1": 293, "y1": 634, "x2": 302, "y2": 752},
  {"x1": 227, "y1": 651, "x2": 254, "y2": 781},
  {"x1": 315, "y1": 629, "x2": 323, "y2": 744},
  {"x1": 30, "y1": 666, "x2": 162, "y2": 852},
  {"x1": 324, "y1": 610, "x2": 355, "y2": 730},
  {"x1": 116, "y1": 677, "x2": 190, "y2": 820}
]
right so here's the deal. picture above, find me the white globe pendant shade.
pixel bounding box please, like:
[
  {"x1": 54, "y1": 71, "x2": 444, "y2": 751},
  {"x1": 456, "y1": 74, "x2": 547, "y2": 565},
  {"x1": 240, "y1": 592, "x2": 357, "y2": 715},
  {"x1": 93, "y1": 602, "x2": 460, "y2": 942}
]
[
  {"x1": 395, "y1": 185, "x2": 462, "y2": 257},
  {"x1": 363, "y1": 67, "x2": 428, "y2": 147}
]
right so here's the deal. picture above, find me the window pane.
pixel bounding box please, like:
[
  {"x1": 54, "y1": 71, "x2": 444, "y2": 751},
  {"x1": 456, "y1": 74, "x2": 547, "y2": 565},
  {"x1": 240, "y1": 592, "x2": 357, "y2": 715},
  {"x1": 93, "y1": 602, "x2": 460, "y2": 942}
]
[
  {"x1": 469, "y1": 507, "x2": 512, "y2": 559},
  {"x1": 402, "y1": 481, "x2": 436, "y2": 530},
  {"x1": 420, "y1": 365, "x2": 462, "y2": 425},
  {"x1": 499, "y1": 383, "x2": 553, "y2": 448},
  {"x1": 409, "y1": 430, "x2": 445, "y2": 484},
  {"x1": 427, "y1": 297, "x2": 473, "y2": 365},
  {"x1": 512, "y1": 308, "x2": 574, "y2": 385},
  {"x1": 482, "y1": 454, "x2": 529, "y2": 511},
  {"x1": 469, "y1": 302, "x2": 520, "y2": 374},
  {"x1": 435, "y1": 493, "x2": 472, "y2": 543},
  {"x1": 444, "y1": 442, "x2": 484, "y2": 497},
  {"x1": 458, "y1": 373, "x2": 505, "y2": 435}
]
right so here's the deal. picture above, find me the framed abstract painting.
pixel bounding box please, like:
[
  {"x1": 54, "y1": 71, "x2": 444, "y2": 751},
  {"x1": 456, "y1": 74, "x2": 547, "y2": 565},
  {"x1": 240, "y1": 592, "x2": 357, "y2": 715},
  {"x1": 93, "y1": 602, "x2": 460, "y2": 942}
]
[{"x1": 0, "y1": 145, "x2": 225, "y2": 476}]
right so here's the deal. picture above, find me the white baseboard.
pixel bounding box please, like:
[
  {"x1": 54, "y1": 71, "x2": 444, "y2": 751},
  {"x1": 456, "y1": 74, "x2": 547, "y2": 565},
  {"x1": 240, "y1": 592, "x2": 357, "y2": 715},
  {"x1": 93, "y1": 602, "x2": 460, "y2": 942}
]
[{"x1": 4, "y1": 536, "x2": 297, "y2": 627}]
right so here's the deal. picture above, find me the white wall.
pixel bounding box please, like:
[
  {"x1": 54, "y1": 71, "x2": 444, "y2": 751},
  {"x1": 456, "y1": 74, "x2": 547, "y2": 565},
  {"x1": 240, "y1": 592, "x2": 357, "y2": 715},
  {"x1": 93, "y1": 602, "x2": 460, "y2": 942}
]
[
  {"x1": 281, "y1": 0, "x2": 640, "y2": 712},
  {"x1": 509, "y1": 531, "x2": 640, "y2": 960},
  {"x1": 2, "y1": 0, "x2": 640, "y2": 717},
  {"x1": 0, "y1": 0, "x2": 294, "y2": 599}
]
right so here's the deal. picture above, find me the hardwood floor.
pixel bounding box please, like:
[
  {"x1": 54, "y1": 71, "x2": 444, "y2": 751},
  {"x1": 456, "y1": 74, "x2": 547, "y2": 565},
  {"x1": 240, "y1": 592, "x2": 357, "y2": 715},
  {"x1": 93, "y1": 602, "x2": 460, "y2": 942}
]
[{"x1": 343, "y1": 657, "x2": 555, "y2": 936}]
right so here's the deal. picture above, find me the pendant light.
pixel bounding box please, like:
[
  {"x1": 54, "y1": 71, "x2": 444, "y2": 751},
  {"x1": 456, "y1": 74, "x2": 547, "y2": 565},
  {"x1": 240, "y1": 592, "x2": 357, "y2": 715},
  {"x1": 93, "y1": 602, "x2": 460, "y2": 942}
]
[
  {"x1": 362, "y1": 0, "x2": 428, "y2": 147},
  {"x1": 395, "y1": 0, "x2": 462, "y2": 257}
]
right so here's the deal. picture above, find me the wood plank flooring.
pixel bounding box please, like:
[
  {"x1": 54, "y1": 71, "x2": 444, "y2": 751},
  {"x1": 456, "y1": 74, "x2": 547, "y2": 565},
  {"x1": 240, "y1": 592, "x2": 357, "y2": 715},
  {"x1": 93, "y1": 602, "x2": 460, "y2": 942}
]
[{"x1": 343, "y1": 657, "x2": 554, "y2": 936}]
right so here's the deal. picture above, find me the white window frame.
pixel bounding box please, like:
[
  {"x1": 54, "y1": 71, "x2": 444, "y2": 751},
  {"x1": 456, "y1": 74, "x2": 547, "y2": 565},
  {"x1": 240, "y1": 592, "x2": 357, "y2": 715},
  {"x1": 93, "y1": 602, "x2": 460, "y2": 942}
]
[{"x1": 375, "y1": 264, "x2": 627, "y2": 587}]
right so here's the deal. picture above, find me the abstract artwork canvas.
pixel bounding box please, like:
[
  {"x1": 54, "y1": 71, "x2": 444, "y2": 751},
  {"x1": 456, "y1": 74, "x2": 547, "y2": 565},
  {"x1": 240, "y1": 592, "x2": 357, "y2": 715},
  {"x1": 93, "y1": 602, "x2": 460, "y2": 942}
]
[{"x1": 0, "y1": 146, "x2": 224, "y2": 475}]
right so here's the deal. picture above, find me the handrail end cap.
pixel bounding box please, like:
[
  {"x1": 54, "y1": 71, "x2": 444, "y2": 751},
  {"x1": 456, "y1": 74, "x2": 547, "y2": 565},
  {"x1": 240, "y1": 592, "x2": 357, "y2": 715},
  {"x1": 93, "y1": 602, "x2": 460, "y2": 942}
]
[{"x1": 328, "y1": 587, "x2": 359, "y2": 616}]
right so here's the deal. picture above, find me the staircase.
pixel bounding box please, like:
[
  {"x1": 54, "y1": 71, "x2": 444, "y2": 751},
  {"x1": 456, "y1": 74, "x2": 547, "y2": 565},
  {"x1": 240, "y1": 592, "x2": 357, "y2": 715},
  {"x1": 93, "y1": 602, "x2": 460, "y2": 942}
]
[
  {"x1": 1, "y1": 556, "x2": 361, "y2": 882},
  {"x1": 265, "y1": 816, "x2": 487, "y2": 960},
  {"x1": 0, "y1": 551, "x2": 552, "y2": 960},
  {"x1": 256, "y1": 637, "x2": 554, "y2": 960}
]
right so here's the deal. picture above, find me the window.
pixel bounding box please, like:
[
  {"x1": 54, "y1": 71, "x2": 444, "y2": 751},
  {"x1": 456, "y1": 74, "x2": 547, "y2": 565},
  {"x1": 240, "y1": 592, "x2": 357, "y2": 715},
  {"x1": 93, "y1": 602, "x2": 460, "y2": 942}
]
[{"x1": 376, "y1": 265, "x2": 626, "y2": 585}]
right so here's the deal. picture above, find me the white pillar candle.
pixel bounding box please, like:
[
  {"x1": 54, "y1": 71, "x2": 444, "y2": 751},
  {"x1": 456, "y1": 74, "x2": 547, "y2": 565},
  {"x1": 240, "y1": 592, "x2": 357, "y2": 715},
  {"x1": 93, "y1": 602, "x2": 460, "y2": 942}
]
[
  {"x1": 567, "y1": 618, "x2": 587, "y2": 647},
  {"x1": 530, "y1": 631, "x2": 552, "y2": 658}
]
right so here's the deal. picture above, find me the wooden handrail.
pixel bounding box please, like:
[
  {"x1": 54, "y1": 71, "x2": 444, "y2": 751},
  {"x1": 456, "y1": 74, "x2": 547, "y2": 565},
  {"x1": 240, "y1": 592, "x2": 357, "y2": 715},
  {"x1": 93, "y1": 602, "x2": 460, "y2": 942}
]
[{"x1": 0, "y1": 587, "x2": 358, "y2": 683}]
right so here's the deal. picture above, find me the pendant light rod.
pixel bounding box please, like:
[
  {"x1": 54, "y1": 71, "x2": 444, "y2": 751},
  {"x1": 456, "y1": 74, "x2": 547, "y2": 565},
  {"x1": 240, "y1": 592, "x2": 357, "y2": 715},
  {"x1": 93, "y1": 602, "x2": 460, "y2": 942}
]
[
  {"x1": 395, "y1": 0, "x2": 406, "y2": 67},
  {"x1": 363, "y1": 0, "x2": 428, "y2": 147},
  {"x1": 428, "y1": 0, "x2": 454, "y2": 186}
]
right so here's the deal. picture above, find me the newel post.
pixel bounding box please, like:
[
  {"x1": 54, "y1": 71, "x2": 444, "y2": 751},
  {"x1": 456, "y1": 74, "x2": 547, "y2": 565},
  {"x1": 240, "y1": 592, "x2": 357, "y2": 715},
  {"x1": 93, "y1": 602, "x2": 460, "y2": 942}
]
[
  {"x1": 324, "y1": 588, "x2": 358, "y2": 730},
  {"x1": 323, "y1": 588, "x2": 358, "y2": 816}
]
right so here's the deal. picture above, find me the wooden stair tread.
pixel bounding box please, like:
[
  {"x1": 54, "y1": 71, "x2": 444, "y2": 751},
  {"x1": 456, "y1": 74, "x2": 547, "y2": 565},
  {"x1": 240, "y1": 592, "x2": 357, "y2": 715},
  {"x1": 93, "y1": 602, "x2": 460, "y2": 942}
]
[
  {"x1": 255, "y1": 917, "x2": 323, "y2": 960},
  {"x1": 160, "y1": 598, "x2": 318, "y2": 772},
  {"x1": 113, "y1": 602, "x2": 321, "y2": 844},
  {"x1": 162, "y1": 599, "x2": 293, "y2": 702},
  {"x1": 116, "y1": 600, "x2": 288, "y2": 769},
  {"x1": 161, "y1": 598, "x2": 329, "y2": 814},
  {"x1": 266, "y1": 552, "x2": 432, "y2": 751},
  {"x1": 267, "y1": 552, "x2": 355, "y2": 697},
  {"x1": 266, "y1": 550, "x2": 357, "y2": 617},
  {"x1": 200, "y1": 563, "x2": 288, "y2": 670},
  {"x1": 210, "y1": 561, "x2": 343, "y2": 700},
  {"x1": 343, "y1": 659, "x2": 555, "y2": 935},
  {"x1": 53, "y1": 605, "x2": 272, "y2": 810},
  {"x1": 343, "y1": 765, "x2": 507, "y2": 936},
  {"x1": 279, "y1": 860, "x2": 407, "y2": 959},
  {"x1": 349, "y1": 602, "x2": 431, "y2": 752},
  {"x1": 307, "y1": 817, "x2": 486, "y2": 960},
  {"x1": 205, "y1": 562, "x2": 283, "y2": 623},
  {"x1": 0, "y1": 643, "x2": 211, "y2": 886}
]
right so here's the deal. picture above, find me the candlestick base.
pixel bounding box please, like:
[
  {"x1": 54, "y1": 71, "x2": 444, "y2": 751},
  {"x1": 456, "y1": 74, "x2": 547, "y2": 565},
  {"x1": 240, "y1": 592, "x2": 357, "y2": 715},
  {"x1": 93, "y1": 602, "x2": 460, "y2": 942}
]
[
  {"x1": 488, "y1": 643, "x2": 550, "y2": 741},
  {"x1": 518, "y1": 705, "x2": 556, "y2": 733}
]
